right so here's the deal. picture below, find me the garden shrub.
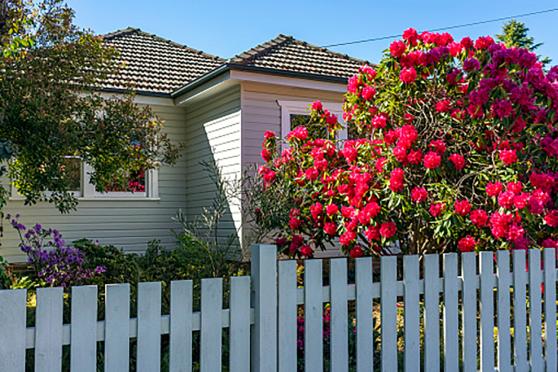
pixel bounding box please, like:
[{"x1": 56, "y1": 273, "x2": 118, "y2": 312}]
[
  {"x1": 0, "y1": 255, "x2": 11, "y2": 289},
  {"x1": 8, "y1": 215, "x2": 106, "y2": 287},
  {"x1": 257, "y1": 29, "x2": 558, "y2": 257}
]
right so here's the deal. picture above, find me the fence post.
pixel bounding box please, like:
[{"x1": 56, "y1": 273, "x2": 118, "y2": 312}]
[{"x1": 250, "y1": 244, "x2": 278, "y2": 372}]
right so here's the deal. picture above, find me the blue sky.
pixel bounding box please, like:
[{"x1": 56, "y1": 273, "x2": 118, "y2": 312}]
[{"x1": 68, "y1": 0, "x2": 558, "y2": 64}]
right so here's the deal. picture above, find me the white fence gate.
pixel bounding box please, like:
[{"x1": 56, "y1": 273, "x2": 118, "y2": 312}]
[{"x1": 0, "y1": 245, "x2": 557, "y2": 371}]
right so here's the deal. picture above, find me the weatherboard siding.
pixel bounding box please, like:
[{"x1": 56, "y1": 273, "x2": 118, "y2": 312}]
[
  {"x1": 240, "y1": 81, "x2": 344, "y2": 168},
  {"x1": 240, "y1": 81, "x2": 345, "y2": 252},
  {"x1": 183, "y1": 85, "x2": 243, "y2": 249},
  {"x1": 1, "y1": 104, "x2": 188, "y2": 261}
]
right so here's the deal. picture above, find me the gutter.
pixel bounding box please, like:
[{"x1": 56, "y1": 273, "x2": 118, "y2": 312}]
[
  {"x1": 100, "y1": 87, "x2": 172, "y2": 98},
  {"x1": 170, "y1": 63, "x2": 349, "y2": 98}
]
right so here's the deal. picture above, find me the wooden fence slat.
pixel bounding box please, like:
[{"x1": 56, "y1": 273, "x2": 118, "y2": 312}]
[
  {"x1": 543, "y1": 248, "x2": 557, "y2": 372},
  {"x1": 381, "y1": 256, "x2": 398, "y2": 372},
  {"x1": 137, "y1": 282, "x2": 162, "y2": 372},
  {"x1": 104, "y1": 283, "x2": 130, "y2": 372},
  {"x1": 304, "y1": 259, "x2": 323, "y2": 372},
  {"x1": 278, "y1": 260, "x2": 297, "y2": 372},
  {"x1": 528, "y1": 249, "x2": 544, "y2": 371},
  {"x1": 230, "y1": 276, "x2": 251, "y2": 372},
  {"x1": 424, "y1": 254, "x2": 440, "y2": 372},
  {"x1": 512, "y1": 250, "x2": 528, "y2": 371},
  {"x1": 480, "y1": 251, "x2": 495, "y2": 372},
  {"x1": 443, "y1": 253, "x2": 459, "y2": 372},
  {"x1": 71, "y1": 285, "x2": 98, "y2": 372},
  {"x1": 461, "y1": 252, "x2": 477, "y2": 372},
  {"x1": 356, "y1": 257, "x2": 374, "y2": 371},
  {"x1": 250, "y1": 244, "x2": 278, "y2": 372},
  {"x1": 35, "y1": 287, "x2": 64, "y2": 372},
  {"x1": 496, "y1": 250, "x2": 512, "y2": 371},
  {"x1": 200, "y1": 278, "x2": 223, "y2": 372},
  {"x1": 170, "y1": 280, "x2": 193, "y2": 372},
  {"x1": 330, "y1": 258, "x2": 348, "y2": 372},
  {"x1": 0, "y1": 289, "x2": 26, "y2": 372},
  {"x1": 403, "y1": 255, "x2": 419, "y2": 372}
]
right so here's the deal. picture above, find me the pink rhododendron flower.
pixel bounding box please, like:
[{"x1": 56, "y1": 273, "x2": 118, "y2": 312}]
[
  {"x1": 458, "y1": 236, "x2": 476, "y2": 252},
  {"x1": 448, "y1": 153, "x2": 465, "y2": 170},
  {"x1": 470, "y1": 209, "x2": 488, "y2": 227},
  {"x1": 454, "y1": 199, "x2": 471, "y2": 216},
  {"x1": 411, "y1": 187, "x2": 428, "y2": 203},
  {"x1": 380, "y1": 222, "x2": 397, "y2": 238},
  {"x1": 400, "y1": 67, "x2": 417, "y2": 83},
  {"x1": 423, "y1": 151, "x2": 442, "y2": 169}
]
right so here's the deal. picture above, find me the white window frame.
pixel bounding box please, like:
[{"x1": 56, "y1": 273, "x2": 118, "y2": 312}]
[
  {"x1": 82, "y1": 163, "x2": 158, "y2": 199},
  {"x1": 277, "y1": 100, "x2": 347, "y2": 148},
  {"x1": 10, "y1": 161, "x2": 159, "y2": 200}
]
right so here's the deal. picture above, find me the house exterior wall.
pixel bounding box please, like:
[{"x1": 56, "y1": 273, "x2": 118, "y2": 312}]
[
  {"x1": 240, "y1": 81, "x2": 346, "y2": 255},
  {"x1": 1, "y1": 103, "x2": 189, "y2": 261},
  {"x1": 183, "y1": 85, "x2": 243, "y2": 250}
]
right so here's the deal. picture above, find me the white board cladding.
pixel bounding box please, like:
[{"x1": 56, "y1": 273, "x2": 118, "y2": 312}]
[
  {"x1": 1, "y1": 103, "x2": 188, "y2": 261},
  {"x1": 239, "y1": 81, "x2": 345, "y2": 253},
  {"x1": 183, "y1": 85, "x2": 243, "y2": 249}
]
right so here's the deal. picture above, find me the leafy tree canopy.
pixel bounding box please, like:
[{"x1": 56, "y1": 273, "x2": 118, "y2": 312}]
[{"x1": 0, "y1": 0, "x2": 180, "y2": 212}]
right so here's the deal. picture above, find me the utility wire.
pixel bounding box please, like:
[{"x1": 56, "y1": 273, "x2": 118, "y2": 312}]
[{"x1": 322, "y1": 8, "x2": 558, "y2": 48}]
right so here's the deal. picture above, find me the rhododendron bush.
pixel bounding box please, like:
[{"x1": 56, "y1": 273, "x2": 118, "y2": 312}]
[{"x1": 256, "y1": 28, "x2": 558, "y2": 257}]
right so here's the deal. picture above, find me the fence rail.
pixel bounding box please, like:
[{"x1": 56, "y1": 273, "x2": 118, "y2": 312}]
[{"x1": 0, "y1": 246, "x2": 557, "y2": 371}]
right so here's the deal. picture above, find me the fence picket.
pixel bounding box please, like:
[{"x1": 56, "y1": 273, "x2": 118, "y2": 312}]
[
  {"x1": 479, "y1": 251, "x2": 495, "y2": 372},
  {"x1": 71, "y1": 286, "x2": 98, "y2": 372},
  {"x1": 136, "y1": 282, "x2": 162, "y2": 372},
  {"x1": 0, "y1": 289, "x2": 26, "y2": 372},
  {"x1": 461, "y1": 252, "x2": 477, "y2": 372},
  {"x1": 356, "y1": 257, "x2": 374, "y2": 371},
  {"x1": 170, "y1": 280, "x2": 193, "y2": 372},
  {"x1": 104, "y1": 283, "x2": 130, "y2": 372},
  {"x1": 512, "y1": 250, "x2": 528, "y2": 371},
  {"x1": 1, "y1": 246, "x2": 557, "y2": 372},
  {"x1": 528, "y1": 249, "x2": 544, "y2": 371},
  {"x1": 543, "y1": 248, "x2": 557, "y2": 372},
  {"x1": 381, "y1": 256, "x2": 398, "y2": 372},
  {"x1": 403, "y1": 255, "x2": 420, "y2": 372},
  {"x1": 424, "y1": 254, "x2": 440, "y2": 372},
  {"x1": 35, "y1": 287, "x2": 64, "y2": 372},
  {"x1": 330, "y1": 258, "x2": 348, "y2": 372},
  {"x1": 229, "y1": 276, "x2": 251, "y2": 372},
  {"x1": 496, "y1": 250, "x2": 512, "y2": 371},
  {"x1": 278, "y1": 260, "x2": 297, "y2": 372},
  {"x1": 443, "y1": 253, "x2": 458, "y2": 372},
  {"x1": 250, "y1": 244, "x2": 277, "y2": 372},
  {"x1": 200, "y1": 278, "x2": 223, "y2": 372},
  {"x1": 304, "y1": 259, "x2": 323, "y2": 372}
]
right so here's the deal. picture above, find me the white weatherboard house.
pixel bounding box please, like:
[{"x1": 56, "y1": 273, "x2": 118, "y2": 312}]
[{"x1": 2, "y1": 28, "x2": 367, "y2": 261}]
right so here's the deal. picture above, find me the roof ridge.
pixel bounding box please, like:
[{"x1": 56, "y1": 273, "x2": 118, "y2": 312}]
[
  {"x1": 291, "y1": 37, "x2": 370, "y2": 65},
  {"x1": 103, "y1": 27, "x2": 225, "y2": 62},
  {"x1": 229, "y1": 34, "x2": 293, "y2": 64}
]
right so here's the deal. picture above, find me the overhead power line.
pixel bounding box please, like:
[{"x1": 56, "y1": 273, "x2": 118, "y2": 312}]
[{"x1": 321, "y1": 8, "x2": 558, "y2": 48}]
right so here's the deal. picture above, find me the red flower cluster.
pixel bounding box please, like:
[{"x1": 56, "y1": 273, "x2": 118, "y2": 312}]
[{"x1": 257, "y1": 28, "x2": 558, "y2": 257}]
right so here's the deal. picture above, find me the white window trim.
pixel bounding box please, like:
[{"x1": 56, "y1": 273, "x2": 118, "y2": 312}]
[
  {"x1": 10, "y1": 162, "x2": 159, "y2": 201},
  {"x1": 277, "y1": 100, "x2": 347, "y2": 148},
  {"x1": 82, "y1": 163, "x2": 159, "y2": 199}
]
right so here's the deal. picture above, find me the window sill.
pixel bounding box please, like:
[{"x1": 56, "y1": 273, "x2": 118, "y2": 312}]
[{"x1": 9, "y1": 196, "x2": 161, "y2": 202}]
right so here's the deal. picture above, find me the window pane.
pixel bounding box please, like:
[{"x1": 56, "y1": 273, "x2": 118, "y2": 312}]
[
  {"x1": 290, "y1": 114, "x2": 327, "y2": 138},
  {"x1": 290, "y1": 114, "x2": 310, "y2": 130},
  {"x1": 62, "y1": 157, "x2": 81, "y2": 192},
  {"x1": 103, "y1": 169, "x2": 146, "y2": 193}
]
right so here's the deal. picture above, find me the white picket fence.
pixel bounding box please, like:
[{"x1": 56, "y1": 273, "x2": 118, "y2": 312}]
[{"x1": 0, "y1": 245, "x2": 557, "y2": 372}]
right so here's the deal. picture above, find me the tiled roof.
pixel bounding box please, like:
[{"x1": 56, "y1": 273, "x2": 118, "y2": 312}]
[
  {"x1": 101, "y1": 28, "x2": 224, "y2": 95},
  {"x1": 99, "y1": 29, "x2": 368, "y2": 95},
  {"x1": 229, "y1": 34, "x2": 368, "y2": 81}
]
